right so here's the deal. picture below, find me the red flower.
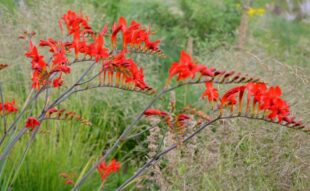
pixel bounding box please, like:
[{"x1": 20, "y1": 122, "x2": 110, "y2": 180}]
[
  {"x1": 126, "y1": 63, "x2": 150, "y2": 90},
  {"x1": 52, "y1": 76, "x2": 64, "y2": 88},
  {"x1": 197, "y1": 65, "x2": 215, "y2": 77},
  {"x1": 46, "y1": 108, "x2": 58, "y2": 116},
  {"x1": 25, "y1": 41, "x2": 49, "y2": 89},
  {"x1": 60, "y1": 10, "x2": 92, "y2": 35},
  {"x1": 175, "y1": 114, "x2": 191, "y2": 127},
  {"x1": 97, "y1": 159, "x2": 121, "y2": 184},
  {"x1": 0, "y1": 99, "x2": 18, "y2": 115},
  {"x1": 145, "y1": 38, "x2": 160, "y2": 51},
  {"x1": 111, "y1": 17, "x2": 127, "y2": 48},
  {"x1": 26, "y1": 39, "x2": 71, "y2": 89},
  {"x1": 89, "y1": 33, "x2": 108, "y2": 62},
  {"x1": 65, "y1": 179, "x2": 74, "y2": 185},
  {"x1": 267, "y1": 98, "x2": 289, "y2": 122},
  {"x1": 221, "y1": 86, "x2": 246, "y2": 106},
  {"x1": 169, "y1": 50, "x2": 198, "y2": 81},
  {"x1": 25, "y1": 41, "x2": 47, "y2": 71},
  {"x1": 111, "y1": 17, "x2": 161, "y2": 51},
  {"x1": 201, "y1": 82, "x2": 219, "y2": 102},
  {"x1": 260, "y1": 86, "x2": 282, "y2": 110},
  {"x1": 102, "y1": 51, "x2": 152, "y2": 90},
  {"x1": 246, "y1": 82, "x2": 267, "y2": 108},
  {"x1": 25, "y1": 117, "x2": 40, "y2": 129},
  {"x1": 144, "y1": 109, "x2": 167, "y2": 117},
  {"x1": 219, "y1": 82, "x2": 293, "y2": 122}
]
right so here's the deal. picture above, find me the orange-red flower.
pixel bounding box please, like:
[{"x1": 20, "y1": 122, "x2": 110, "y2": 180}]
[
  {"x1": 88, "y1": 33, "x2": 109, "y2": 62},
  {"x1": 25, "y1": 117, "x2": 40, "y2": 129},
  {"x1": 0, "y1": 99, "x2": 18, "y2": 115},
  {"x1": 221, "y1": 85, "x2": 246, "y2": 106},
  {"x1": 111, "y1": 17, "x2": 161, "y2": 51},
  {"x1": 26, "y1": 40, "x2": 71, "y2": 89},
  {"x1": 219, "y1": 83, "x2": 293, "y2": 122},
  {"x1": 97, "y1": 159, "x2": 121, "y2": 184},
  {"x1": 111, "y1": 17, "x2": 127, "y2": 48},
  {"x1": 175, "y1": 114, "x2": 191, "y2": 127},
  {"x1": 25, "y1": 41, "x2": 47, "y2": 71},
  {"x1": 169, "y1": 50, "x2": 214, "y2": 81},
  {"x1": 101, "y1": 51, "x2": 152, "y2": 90},
  {"x1": 169, "y1": 50, "x2": 198, "y2": 81},
  {"x1": 201, "y1": 82, "x2": 219, "y2": 102},
  {"x1": 60, "y1": 10, "x2": 93, "y2": 35}
]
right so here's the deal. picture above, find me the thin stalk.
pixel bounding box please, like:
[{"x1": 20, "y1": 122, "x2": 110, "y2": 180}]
[
  {"x1": 0, "y1": 89, "x2": 35, "y2": 144},
  {"x1": 115, "y1": 116, "x2": 222, "y2": 190},
  {"x1": 72, "y1": 79, "x2": 228, "y2": 190},
  {"x1": 115, "y1": 113, "x2": 297, "y2": 190},
  {"x1": 47, "y1": 62, "x2": 97, "y2": 110},
  {"x1": 0, "y1": 62, "x2": 97, "y2": 160},
  {"x1": 0, "y1": 84, "x2": 7, "y2": 144},
  {"x1": 71, "y1": 88, "x2": 167, "y2": 190}
]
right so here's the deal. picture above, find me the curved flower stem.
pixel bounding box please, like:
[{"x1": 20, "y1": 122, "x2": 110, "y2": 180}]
[
  {"x1": 72, "y1": 87, "x2": 167, "y2": 190},
  {"x1": 0, "y1": 89, "x2": 36, "y2": 146},
  {"x1": 115, "y1": 116, "x2": 223, "y2": 191},
  {"x1": 0, "y1": 128, "x2": 28, "y2": 160},
  {"x1": 0, "y1": 84, "x2": 7, "y2": 143},
  {"x1": 0, "y1": 62, "x2": 97, "y2": 161},
  {"x1": 71, "y1": 80, "x2": 227, "y2": 190},
  {"x1": 47, "y1": 62, "x2": 97, "y2": 110},
  {"x1": 115, "y1": 113, "x2": 302, "y2": 190},
  {"x1": 8, "y1": 114, "x2": 45, "y2": 185}
]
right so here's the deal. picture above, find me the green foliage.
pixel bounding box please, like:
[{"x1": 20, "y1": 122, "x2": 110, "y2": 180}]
[
  {"x1": 0, "y1": 0, "x2": 17, "y2": 12},
  {"x1": 85, "y1": 0, "x2": 241, "y2": 59},
  {"x1": 253, "y1": 16, "x2": 310, "y2": 66}
]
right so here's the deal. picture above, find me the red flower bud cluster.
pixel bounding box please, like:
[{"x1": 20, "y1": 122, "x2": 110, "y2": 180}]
[{"x1": 144, "y1": 109, "x2": 191, "y2": 129}]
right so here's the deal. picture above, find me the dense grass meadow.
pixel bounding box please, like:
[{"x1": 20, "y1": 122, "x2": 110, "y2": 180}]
[{"x1": 0, "y1": 0, "x2": 310, "y2": 190}]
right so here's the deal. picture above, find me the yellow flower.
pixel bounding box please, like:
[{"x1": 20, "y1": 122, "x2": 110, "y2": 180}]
[{"x1": 247, "y1": 7, "x2": 265, "y2": 16}]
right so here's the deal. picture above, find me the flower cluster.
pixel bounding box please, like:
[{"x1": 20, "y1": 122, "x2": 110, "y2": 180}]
[
  {"x1": 111, "y1": 17, "x2": 160, "y2": 51},
  {"x1": 214, "y1": 82, "x2": 301, "y2": 126},
  {"x1": 23, "y1": 10, "x2": 160, "y2": 92},
  {"x1": 0, "y1": 99, "x2": 18, "y2": 116},
  {"x1": 97, "y1": 159, "x2": 121, "y2": 185},
  {"x1": 101, "y1": 50, "x2": 152, "y2": 91},
  {"x1": 25, "y1": 39, "x2": 72, "y2": 89}
]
